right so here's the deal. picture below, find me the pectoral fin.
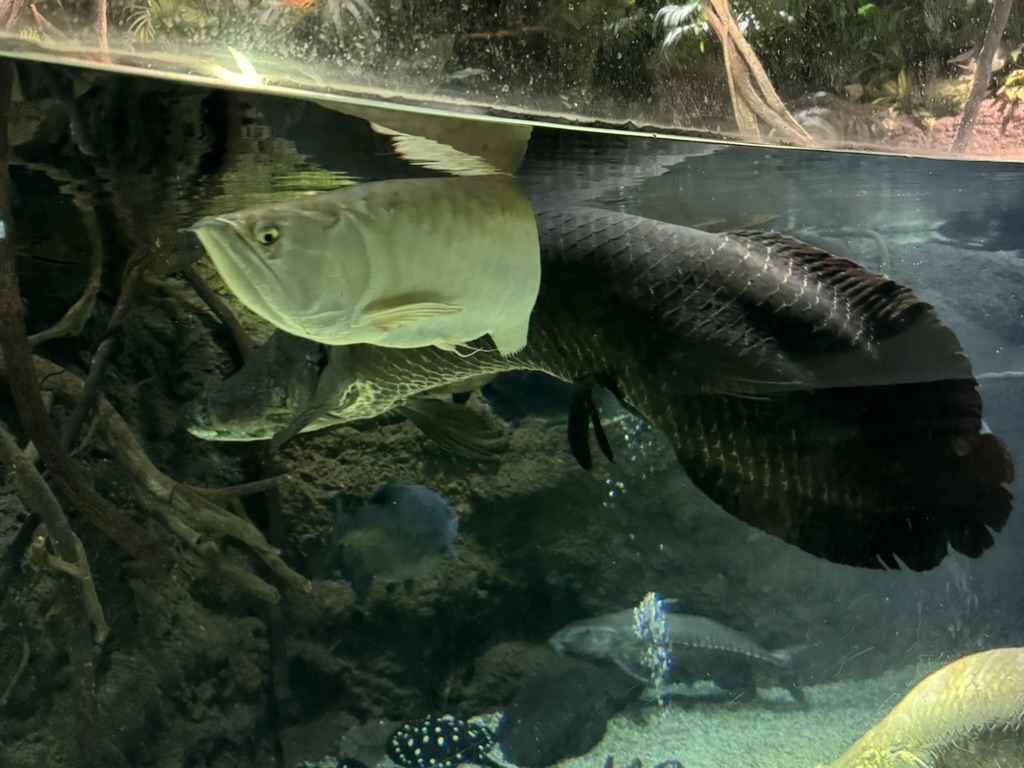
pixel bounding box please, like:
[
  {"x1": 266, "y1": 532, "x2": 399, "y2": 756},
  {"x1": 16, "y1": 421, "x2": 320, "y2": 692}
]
[
  {"x1": 270, "y1": 346, "x2": 358, "y2": 451},
  {"x1": 362, "y1": 298, "x2": 461, "y2": 332},
  {"x1": 398, "y1": 398, "x2": 509, "y2": 459},
  {"x1": 270, "y1": 407, "x2": 325, "y2": 452},
  {"x1": 610, "y1": 651, "x2": 656, "y2": 684},
  {"x1": 487, "y1": 320, "x2": 531, "y2": 357},
  {"x1": 568, "y1": 385, "x2": 615, "y2": 470}
]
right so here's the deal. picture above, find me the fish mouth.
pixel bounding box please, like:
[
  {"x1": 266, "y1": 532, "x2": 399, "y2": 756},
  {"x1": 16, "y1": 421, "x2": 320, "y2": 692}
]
[
  {"x1": 185, "y1": 415, "x2": 279, "y2": 443},
  {"x1": 186, "y1": 419, "x2": 293, "y2": 442},
  {"x1": 185, "y1": 396, "x2": 292, "y2": 442},
  {"x1": 186, "y1": 424, "x2": 253, "y2": 441}
]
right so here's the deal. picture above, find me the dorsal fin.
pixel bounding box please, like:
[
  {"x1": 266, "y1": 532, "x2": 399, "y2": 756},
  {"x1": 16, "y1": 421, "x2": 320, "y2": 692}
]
[
  {"x1": 721, "y1": 229, "x2": 968, "y2": 389},
  {"x1": 725, "y1": 228, "x2": 921, "y2": 345}
]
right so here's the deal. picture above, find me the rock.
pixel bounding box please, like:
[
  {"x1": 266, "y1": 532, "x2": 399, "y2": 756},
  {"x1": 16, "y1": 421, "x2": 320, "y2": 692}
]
[{"x1": 496, "y1": 658, "x2": 638, "y2": 767}]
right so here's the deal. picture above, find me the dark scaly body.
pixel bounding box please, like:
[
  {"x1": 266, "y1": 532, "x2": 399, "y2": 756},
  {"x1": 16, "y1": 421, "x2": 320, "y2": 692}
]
[{"x1": 192, "y1": 207, "x2": 1013, "y2": 571}]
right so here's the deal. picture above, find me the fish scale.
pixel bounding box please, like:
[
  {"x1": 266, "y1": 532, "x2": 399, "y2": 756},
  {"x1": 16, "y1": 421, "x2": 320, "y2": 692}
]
[
  {"x1": 189, "y1": 176, "x2": 541, "y2": 357},
  {"x1": 823, "y1": 648, "x2": 1024, "y2": 767},
  {"x1": 191, "y1": 207, "x2": 1013, "y2": 572}
]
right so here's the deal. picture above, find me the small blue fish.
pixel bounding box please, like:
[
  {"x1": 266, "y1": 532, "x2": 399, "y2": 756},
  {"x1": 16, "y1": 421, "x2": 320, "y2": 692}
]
[
  {"x1": 310, "y1": 479, "x2": 459, "y2": 600},
  {"x1": 386, "y1": 715, "x2": 498, "y2": 768}
]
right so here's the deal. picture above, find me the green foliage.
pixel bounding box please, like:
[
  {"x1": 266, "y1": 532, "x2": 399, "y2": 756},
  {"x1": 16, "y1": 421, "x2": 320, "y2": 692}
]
[
  {"x1": 1004, "y1": 69, "x2": 1024, "y2": 102},
  {"x1": 760, "y1": 0, "x2": 906, "y2": 93},
  {"x1": 654, "y1": 0, "x2": 909, "y2": 97}
]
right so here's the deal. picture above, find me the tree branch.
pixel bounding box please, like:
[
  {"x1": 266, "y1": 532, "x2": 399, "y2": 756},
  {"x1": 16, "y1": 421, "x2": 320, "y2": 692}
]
[{"x1": 952, "y1": 0, "x2": 1014, "y2": 153}]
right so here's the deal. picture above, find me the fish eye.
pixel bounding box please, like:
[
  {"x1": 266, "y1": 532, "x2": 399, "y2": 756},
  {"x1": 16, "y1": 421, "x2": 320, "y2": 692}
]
[{"x1": 253, "y1": 222, "x2": 280, "y2": 246}]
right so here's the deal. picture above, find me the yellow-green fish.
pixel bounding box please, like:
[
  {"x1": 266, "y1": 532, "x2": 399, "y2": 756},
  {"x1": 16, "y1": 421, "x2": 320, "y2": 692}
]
[
  {"x1": 188, "y1": 174, "x2": 540, "y2": 356},
  {"x1": 822, "y1": 647, "x2": 1024, "y2": 768}
]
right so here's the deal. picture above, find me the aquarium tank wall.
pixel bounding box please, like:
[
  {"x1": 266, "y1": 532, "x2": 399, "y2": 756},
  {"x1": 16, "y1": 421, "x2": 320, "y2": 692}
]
[
  {"x1": 0, "y1": 1, "x2": 1022, "y2": 767},
  {"x1": 0, "y1": 0, "x2": 1023, "y2": 157}
]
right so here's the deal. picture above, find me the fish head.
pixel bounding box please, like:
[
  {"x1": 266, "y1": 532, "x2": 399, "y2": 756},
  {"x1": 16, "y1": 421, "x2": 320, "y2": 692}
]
[
  {"x1": 188, "y1": 192, "x2": 366, "y2": 341},
  {"x1": 549, "y1": 619, "x2": 623, "y2": 661},
  {"x1": 187, "y1": 331, "x2": 404, "y2": 442},
  {"x1": 186, "y1": 331, "x2": 329, "y2": 441}
]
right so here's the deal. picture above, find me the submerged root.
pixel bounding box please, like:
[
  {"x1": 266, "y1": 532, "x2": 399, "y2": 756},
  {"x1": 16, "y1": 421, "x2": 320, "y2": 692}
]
[
  {"x1": 0, "y1": 67, "x2": 173, "y2": 576},
  {"x1": 24, "y1": 183, "x2": 104, "y2": 348},
  {"x1": 133, "y1": 492, "x2": 283, "y2": 603},
  {"x1": 31, "y1": 355, "x2": 310, "y2": 595},
  {"x1": 2, "y1": 350, "x2": 309, "y2": 602},
  {"x1": 0, "y1": 637, "x2": 30, "y2": 708},
  {"x1": 0, "y1": 349, "x2": 309, "y2": 600},
  {"x1": 28, "y1": 525, "x2": 110, "y2": 643},
  {"x1": 0, "y1": 419, "x2": 110, "y2": 644},
  {"x1": 60, "y1": 245, "x2": 150, "y2": 452},
  {"x1": 181, "y1": 265, "x2": 255, "y2": 364}
]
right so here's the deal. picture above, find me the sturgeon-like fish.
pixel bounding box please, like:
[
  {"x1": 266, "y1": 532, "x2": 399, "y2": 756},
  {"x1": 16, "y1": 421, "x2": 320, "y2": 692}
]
[
  {"x1": 188, "y1": 207, "x2": 1014, "y2": 571},
  {"x1": 549, "y1": 604, "x2": 805, "y2": 703}
]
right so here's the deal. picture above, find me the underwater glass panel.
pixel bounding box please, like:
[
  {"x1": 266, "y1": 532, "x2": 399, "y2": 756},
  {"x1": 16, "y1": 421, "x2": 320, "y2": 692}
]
[
  {"x1": 0, "y1": 54, "x2": 1022, "y2": 768},
  {"x1": 0, "y1": 0, "x2": 1023, "y2": 158}
]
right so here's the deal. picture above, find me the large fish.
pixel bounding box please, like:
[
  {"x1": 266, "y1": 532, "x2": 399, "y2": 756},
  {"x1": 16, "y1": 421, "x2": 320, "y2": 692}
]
[
  {"x1": 188, "y1": 207, "x2": 1014, "y2": 571},
  {"x1": 188, "y1": 174, "x2": 540, "y2": 356},
  {"x1": 549, "y1": 603, "x2": 805, "y2": 703},
  {"x1": 820, "y1": 647, "x2": 1024, "y2": 768},
  {"x1": 182, "y1": 332, "x2": 509, "y2": 457}
]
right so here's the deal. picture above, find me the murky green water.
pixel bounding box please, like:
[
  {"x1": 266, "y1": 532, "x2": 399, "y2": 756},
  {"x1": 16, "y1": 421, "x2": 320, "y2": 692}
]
[{"x1": 0, "y1": 60, "x2": 1021, "y2": 768}]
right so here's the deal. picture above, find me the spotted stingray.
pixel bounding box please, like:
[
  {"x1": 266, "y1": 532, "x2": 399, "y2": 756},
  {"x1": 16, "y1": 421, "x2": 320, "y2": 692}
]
[{"x1": 385, "y1": 714, "x2": 500, "y2": 768}]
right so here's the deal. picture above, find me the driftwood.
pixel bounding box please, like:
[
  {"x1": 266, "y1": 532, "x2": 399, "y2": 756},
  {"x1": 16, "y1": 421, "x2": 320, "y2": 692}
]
[
  {"x1": 0, "y1": 58, "x2": 127, "y2": 768},
  {"x1": 952, "y1": 0, "x2": 1014, "y2": 153},
  {"x1": 181, "y1": 265, "x2": 256, "y2": 363},
  {"x1": 0, "y1": 63, "x2": 309, "y2": 602},
  {"x1": 14, "y1": 351, "x2": 312, "y2": 596},
  {"x1": 700, "y1": 0, "x2": 813, "y2": 146},
  {"x1": 0, "y1": 425, "x2": 109, "y2": 644}
]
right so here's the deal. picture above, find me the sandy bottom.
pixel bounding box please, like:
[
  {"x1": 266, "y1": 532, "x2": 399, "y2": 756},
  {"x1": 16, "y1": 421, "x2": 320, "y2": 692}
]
[{"x1": 484, "y1": 661, "x2": 944, "y2": 768}]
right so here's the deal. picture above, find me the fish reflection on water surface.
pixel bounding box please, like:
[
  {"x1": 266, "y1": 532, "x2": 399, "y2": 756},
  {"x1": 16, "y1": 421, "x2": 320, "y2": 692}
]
[{"x1": 187, "y1": 202, "x2": 1013, "y2": 573}]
